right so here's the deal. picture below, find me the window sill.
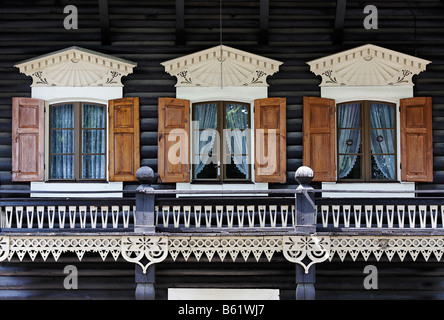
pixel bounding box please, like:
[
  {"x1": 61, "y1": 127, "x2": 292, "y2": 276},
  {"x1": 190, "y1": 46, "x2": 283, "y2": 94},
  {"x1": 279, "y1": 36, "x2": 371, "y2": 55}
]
[
  {"x1": 30, "y1": 181, "x2": 123, "y2": 198},
  {"x1": 176, "y1": 182, "x2": 268, "y2": 197},
  {"x1": 321, "y1": 181, "x2": 415, "y2": 198}
]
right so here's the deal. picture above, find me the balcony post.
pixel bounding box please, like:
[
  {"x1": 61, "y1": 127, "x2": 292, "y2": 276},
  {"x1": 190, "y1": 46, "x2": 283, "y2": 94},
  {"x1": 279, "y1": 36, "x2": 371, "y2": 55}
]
[
  {"x1": 134, "y1": 166, "x2": 156, "y2": 300},
  {"x1": 294, "y1": 166, "x2": 316, "y2": 300}
]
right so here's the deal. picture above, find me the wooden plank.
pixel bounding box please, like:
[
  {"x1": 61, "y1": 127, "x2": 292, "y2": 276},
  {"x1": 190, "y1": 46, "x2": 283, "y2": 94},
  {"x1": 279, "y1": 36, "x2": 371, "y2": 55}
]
[
  {"x1": 333, "y1": 0, "x2": 347, "y2": 44},
  {"x1": 98, "y1": 0, "x2": 111, "y2": 45},
  {"x1": 259, "y1": 0, "x2": 269, "y2": 45},
  {"x1": 175, "y1": 0, "x2": 185, "y2": 45}
]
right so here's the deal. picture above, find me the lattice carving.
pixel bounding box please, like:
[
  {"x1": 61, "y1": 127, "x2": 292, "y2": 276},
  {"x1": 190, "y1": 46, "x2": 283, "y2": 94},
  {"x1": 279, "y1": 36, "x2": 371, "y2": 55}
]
[
  {"x1": 168, "y1": 236, "x2": 282, "y2": 262},
  {"x1": 121, "y1": 236, "x2": 168, "y2": 273},
  {"x1": 330, "y1": 236, "x2": 444, "y2": 262},
  {"x1": 283, "y1": 236, "x2": 330, "y2": 273}
]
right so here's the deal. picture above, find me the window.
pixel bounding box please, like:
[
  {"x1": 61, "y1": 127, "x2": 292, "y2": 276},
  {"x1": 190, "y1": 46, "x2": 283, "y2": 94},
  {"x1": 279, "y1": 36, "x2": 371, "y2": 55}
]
[
  {"x1": 192, "y1": 101, "x2": 250, "y2": 182},
  {"x1": 49, "y1": 102, "x2": 106, "y2": 181},
  {"x1": 337, "y1": 101, "x2": 396, "y2": 181}
]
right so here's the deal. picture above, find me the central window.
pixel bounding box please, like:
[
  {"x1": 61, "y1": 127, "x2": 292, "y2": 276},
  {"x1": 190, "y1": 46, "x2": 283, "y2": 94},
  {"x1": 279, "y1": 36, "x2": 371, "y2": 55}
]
[
  {"x1": 192, "y1": 101, "x2": 251, "y2": 182},
  {"x1": 49, "y1": 102, "x2": 107, "y2": 181},
  {"x1": 337, "y1": 100, "x2": 397, "y2": 181}
]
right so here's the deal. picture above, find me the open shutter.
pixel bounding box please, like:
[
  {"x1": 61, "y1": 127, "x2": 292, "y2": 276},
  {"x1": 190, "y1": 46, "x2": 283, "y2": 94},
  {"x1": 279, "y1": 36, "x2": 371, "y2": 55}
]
[
  {"x1": 254, "y1": 97, "x2": 286, "y2": 183},
  {"x1": 12, "y1": 97, "x2": 45, "y2": 182},
  {"x1": 400, "y1": 97, "x2": 433, "y2": 182},
  {"x1": 109, "y1": 97, "x2": 140, "y2": 181},
  {"x1": 158, "y1": 97, "x2": 190, "y2": 183},
  {"x1": 303, "y1": 96, "x2": 336, "y2": 182}
]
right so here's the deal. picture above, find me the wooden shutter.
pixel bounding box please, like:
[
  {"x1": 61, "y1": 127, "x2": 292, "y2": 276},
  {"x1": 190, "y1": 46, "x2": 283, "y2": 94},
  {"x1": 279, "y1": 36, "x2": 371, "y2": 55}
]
[
  {"x1": 158, "y1": 97, "x2": 190, "y2": 183},
  {"x1": 254, "y1": 97, "x2": 286, "y2": 183},
  {"x1": 109, "y1": 97, "x2": 140, "y2": 181},
  {"x1": 303, "y1": 97, "x2": 336, "y2": 182},
  {"x1": 400, "y1": 97, "x2": 433, "y2": 182},
  {"x1": 11, "y1": 97, "x2": 45, "y2": 182}
]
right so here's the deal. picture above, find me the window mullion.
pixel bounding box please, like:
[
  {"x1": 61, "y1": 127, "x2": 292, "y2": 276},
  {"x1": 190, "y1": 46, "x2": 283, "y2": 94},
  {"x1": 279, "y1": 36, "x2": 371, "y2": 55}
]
[{"x1": 75, "y1": 102, "x2": 81, "y2": 181}]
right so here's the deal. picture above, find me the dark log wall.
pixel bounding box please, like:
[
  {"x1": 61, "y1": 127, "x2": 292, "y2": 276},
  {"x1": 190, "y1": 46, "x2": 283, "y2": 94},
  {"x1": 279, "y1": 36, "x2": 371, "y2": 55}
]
[{"x1": 1, "y1": 0, "x2": 444, "y2": 299}]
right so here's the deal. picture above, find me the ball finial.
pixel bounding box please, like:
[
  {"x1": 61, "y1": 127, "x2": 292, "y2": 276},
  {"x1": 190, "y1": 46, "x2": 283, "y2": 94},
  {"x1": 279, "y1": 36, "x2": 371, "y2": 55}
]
[
  {"x1": 136, "y1": 166, "x2": 156, "y2": 185},
  {"x1": 295, "y1": 166, "x2": 314, "y2": 185}
]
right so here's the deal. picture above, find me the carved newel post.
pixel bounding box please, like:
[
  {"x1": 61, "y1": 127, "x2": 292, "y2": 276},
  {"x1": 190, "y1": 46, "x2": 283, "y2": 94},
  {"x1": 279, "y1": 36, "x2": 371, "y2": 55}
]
[
  {"x1": 294, "y1": 166, "x2": 316, "y2": 300},
  {"x1": 135, "y1": 166, "x2": 156, "y2": 300}
]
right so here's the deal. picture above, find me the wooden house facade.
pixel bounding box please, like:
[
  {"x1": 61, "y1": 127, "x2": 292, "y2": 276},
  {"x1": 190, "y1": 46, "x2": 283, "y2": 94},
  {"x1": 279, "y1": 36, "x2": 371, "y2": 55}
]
[{"x1": 1, "y1": 0, "x2": 444, "y2": 300}]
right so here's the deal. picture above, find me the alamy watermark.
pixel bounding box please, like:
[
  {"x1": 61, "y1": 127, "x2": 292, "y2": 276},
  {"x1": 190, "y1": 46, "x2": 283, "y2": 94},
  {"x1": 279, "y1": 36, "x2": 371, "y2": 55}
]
[
  {"x1": 364, "y1": 5, "x2": 378, "y2": 30},
  {"x1": 363, "y1": 265, "x2": 378, "y2": 290},
  {"x1": 64, "y1": 5, "x2": 78, "y2": 30},
  {"x1": 63, "y1": 265, "x2": 78, "y2": 290}
]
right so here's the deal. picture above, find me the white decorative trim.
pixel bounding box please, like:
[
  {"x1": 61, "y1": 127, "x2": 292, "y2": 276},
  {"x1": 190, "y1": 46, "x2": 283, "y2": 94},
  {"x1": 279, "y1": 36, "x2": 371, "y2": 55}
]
[
  {"x1": 283, "y1": 236, "x2": 330, "y2": 273},
  {"x1": 307, "y1": 44, "x2": 430, "y2": 86},
  {"x1": 329, "y1": 236, "x2": 444, "y2": 262},
  {"x1": 2, "y1": 234, "x2": 444, "y2": 273},
  {"x1": 15, "y1": 46, "x2": 136, "y2": 87},
  {"x1": 161, "y1": 45, "x2": 282, "y2": 87},
  {"x1": 168, "y1": 236, "x2": 283, "y2": 262}
]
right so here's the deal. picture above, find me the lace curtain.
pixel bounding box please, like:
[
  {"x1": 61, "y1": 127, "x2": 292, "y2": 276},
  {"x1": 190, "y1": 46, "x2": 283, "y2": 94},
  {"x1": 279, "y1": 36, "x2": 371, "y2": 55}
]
[
  {"x1": 370, "y1": 103, "x2": 396, "y2": 180},
  {"x1": 338, "y1": 103, "x2": 361, "y2": 178},
  {"x1": 225, "y1": 103, "x2": 249, "y2": 178},
  {"x1": 193, "y1": 103, "x2": 218, "y2": 179}
]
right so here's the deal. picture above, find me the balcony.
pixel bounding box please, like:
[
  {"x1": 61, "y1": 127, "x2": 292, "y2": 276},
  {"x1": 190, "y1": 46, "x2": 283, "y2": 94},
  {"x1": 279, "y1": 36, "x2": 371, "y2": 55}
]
[{"x1": 1, "y1": 166, "x2": 444, "y2": 299}]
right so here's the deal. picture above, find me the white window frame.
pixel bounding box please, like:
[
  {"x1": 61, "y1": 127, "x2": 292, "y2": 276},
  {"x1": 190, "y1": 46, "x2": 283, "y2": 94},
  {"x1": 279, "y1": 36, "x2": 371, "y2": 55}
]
[
  {"x1": 175, "y1": 86, "x2": 269, "y2": 196},
  {"x1": 30, "y1": 87, "x2": 123, "y2": 198},
  {"x1": 320, "y1": 86, "x2": 415, "y2": 198}
]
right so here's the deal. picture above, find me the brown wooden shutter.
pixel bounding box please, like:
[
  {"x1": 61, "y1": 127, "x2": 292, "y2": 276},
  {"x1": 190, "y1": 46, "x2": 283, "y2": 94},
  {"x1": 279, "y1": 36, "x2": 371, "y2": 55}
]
[
  {"x1": 400, "y1": 97, "x2": 433, "y2": 182},
  {"x1": 158, "y1": 97, "x2": 190, "y2": 183},
  {"x1": 109, "y1": 97, "x2": 140, "y2": 181},
  {"x1": 254, "y1": 97, "x2": 286, "y2": 183},
  {"x1": 303, "y1": 96, "x2": 336, "y2": 182},
  {"x1": 11, "y1": 97, "x2": 45, "y2": 182}
]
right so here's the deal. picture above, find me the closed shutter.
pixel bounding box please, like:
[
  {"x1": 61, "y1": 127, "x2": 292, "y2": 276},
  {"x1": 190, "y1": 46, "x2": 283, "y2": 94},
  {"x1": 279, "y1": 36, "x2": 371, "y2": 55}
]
[
  {"x1": 109, "y1": 97, "x2": 140, "y2": 181},
  {"x1": 303, "y1": 97, "x2": 336, "y2": 182},
  {"x1": 158, "y1": 97, "x2": 190, "y2": 183},
  {"x1": 254, "y1": 97, "x2": 286, "y2": 183},
  {"x1": 400, "y1": 97, "x2": 433, "y2": 182},
  {"x1": 11, "y1": 97, "x2": 45, "y2": 182}
]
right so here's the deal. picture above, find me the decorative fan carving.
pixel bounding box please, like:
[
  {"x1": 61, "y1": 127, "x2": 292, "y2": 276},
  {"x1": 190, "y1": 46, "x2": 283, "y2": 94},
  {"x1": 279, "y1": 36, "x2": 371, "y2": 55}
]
[
  {"x1": 15, "y1": 46, "x2": 137, "y2": 87},
  {"x1": 162, "y1": 45, "x2": 282, "y2": 87},
  {"x1": 307, "y1": 44, "x2": 431, "y2": 86}
]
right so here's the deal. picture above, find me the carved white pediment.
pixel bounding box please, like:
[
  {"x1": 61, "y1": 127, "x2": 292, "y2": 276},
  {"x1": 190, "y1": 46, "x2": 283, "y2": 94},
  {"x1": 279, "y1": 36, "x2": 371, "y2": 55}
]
[
  {"x1": 15, "y1": 46, "x2": 137, "y2": 87},
  {"x1": 161, "y1": 45, "x2": 282, "y2": 87},
  {"x1": 307, "y1": 44, "x2": 431, "y2": 86}
]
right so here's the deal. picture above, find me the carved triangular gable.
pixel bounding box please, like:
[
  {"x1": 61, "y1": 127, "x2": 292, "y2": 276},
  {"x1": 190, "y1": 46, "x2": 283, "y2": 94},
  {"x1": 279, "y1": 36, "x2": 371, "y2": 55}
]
[
  {"x1": 307, "y1": 44, "x2": 431, "y2": 86},
  {"x1": 161, "y1": 45, "x2": 282, "y2": 87},
  {"x1": 15, "y1": 46, "x2": 137, "y2": 87}
]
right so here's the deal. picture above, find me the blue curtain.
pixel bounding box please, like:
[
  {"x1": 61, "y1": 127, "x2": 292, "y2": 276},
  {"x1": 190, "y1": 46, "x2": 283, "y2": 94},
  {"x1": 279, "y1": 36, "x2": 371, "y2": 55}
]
[
  {"x1": 50, "y1": 103, "x2": 105, "y2": 180},
  {"x1": 50, "y1": 104, "x2": 74, "y2": 179},
  {"x1": 338, "y1": 103, "x2": 361, "y2": 178},
  {"x1": 82, "y1": 104, "x2": 105, "y2": 179},
  {"x1": 370, "y1": 103, "x2": 396, "y2": 180}
]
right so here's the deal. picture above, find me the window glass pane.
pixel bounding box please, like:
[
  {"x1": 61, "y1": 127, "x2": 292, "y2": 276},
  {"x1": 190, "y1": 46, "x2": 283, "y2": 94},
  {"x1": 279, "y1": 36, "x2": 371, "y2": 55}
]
[
  {"x1": 82, "y1": 104, "x2": 105, "y2": 128},
  {"x1": 370, "y1": 129, "x2": 395, "y2": 154},
  {"x1": 51, "y1": 130, "x2": 74, "y2": 154},
  {"x1": 193, "y1": 103, "x2": 217, "y2": 129},
  {"x1": 226, "y1": 131, "x2": 249, "y2": 154},
  {"x1": 50, "y1": 155, "x2": 74, "y2": 179},
  {"x1": 338, "y1": 129, "x2": 361, "y2": 154},
  {"x1": 337, "y1": 103, "x2": 361, "y2": 128},
  {"x1": 226, "y1": 156, "x2": 249, "y2": 179},
  {"x1": 370, "y1": 103, "x2": 394, "y2": 128},
  {"x1": 193, "y1": 103, "x2": 218, "y2": 180},
  {"x1": 338, "y1": 155, "x2": 361, "y2": 179},
  {"x1": 372, "y1": 155, "x2": 396, "y2": 180},
  {"x1": 82, "y1": 155, "x2": 105, "y2": 179},
  {"x1": 82, "y1": 129, "x2": 105, "y2": 153},
  {"x1": 51, "y1": 104, "x2": 74, "y2": 128},
  {"x1": 225, "y1": 103, "x2": 249, "y2": 130}
]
